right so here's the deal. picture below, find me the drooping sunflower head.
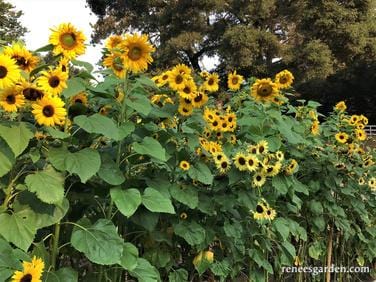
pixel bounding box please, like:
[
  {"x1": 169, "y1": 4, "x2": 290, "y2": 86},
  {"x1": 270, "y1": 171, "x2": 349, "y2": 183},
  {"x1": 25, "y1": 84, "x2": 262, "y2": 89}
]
[
  {"x1": 4, "y1": 43, "x2": 39, "y2": 73},
  {"x1": 37, "y1": 68, "x2": 68, "y2": 96},
  {"x1": 49, "y1": 22, "x2": 86, "y2": 59},
  {"x1": 285, "y1": 159, "x2": 298, "y2": 175},
  {"x1": 11, "y1": 256, "x2": 44, "y2": 282},
  {"x1": 203, "y1": 73, "x2": 219, "y2": 92},
  {"x1": 275, "y1": 70, "x2": 294, "y2": 89},
  {"x1": 103, "y1": 52, "x2": 127, "y2": 78},
  {"x1": 70, "y1": 92, "x2": 88, "y2": 106},
  {"x1": 17, "y1": 81, "x2": 44, "y2": 101},
  {"x1": 31, "y1": 96, "x2": 67, "y2": 127},
  {"x1": 311, "y1": 120, "x2": 320, "y2": 135},
  {"x1": 0, "y1": 54, "x2": 21, "y2": 89},
  {"x1": 334, "y1": 101, "x2": 347, "y2": 112},
  {"x1": 0, "y1": 87, "x2": 25, "y2": 112},
  {"x1": 179, "y1": 160, "x2": 190, "y2": 171},
  {"x1": 227, "y1": 70, "x2": 244, "y2": 91},
  {"x1": 251, "y1": 78, "x2": 279, "y2": 102},
  {"x1": 121, "y1": 33, "x2": 155, "y2": 73},
  {"x1": 105, "y1": 34, "x2": 125, "y2": 50}
]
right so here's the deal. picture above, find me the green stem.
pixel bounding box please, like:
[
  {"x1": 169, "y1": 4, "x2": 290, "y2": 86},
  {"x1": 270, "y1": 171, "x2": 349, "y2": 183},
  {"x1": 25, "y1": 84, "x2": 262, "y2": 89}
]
[{"x1": 51, "y1": 223, "x2": 61, "y2": 270}]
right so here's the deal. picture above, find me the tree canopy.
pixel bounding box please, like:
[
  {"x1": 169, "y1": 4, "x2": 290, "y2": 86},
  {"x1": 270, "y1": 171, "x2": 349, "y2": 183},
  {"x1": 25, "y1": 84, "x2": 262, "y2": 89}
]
[
  {"x1": 87, "y1": 0, "x2": 376, "y2": 121},
  {"x1": 0, "y1": 0, "x2": 27, "y2": 43}
]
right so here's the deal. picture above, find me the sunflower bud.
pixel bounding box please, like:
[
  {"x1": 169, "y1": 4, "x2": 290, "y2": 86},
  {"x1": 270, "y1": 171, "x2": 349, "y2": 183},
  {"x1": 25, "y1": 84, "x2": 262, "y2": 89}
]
[{"x1": 204, "y1": 251, "x2": 214, "y2": 263}]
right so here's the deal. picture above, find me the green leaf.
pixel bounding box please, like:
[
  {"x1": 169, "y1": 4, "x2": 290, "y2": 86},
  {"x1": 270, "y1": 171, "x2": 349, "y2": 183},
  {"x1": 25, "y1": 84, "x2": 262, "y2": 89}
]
[
  {"x1": 129, "y1": 258, "x2": 161, "y2": 282},
  {"x1": 174, "y1": 221, "x2": 206, "y2": 246},
  {"x1": 61, "y1": 77, "x2": 86, "y2": 98},
  {"x1": 126, "y1": 93, "x2": 152, "y2": 116},
  {"x1": 273, "y1": 218, "x2": 290, "y2": 241},
  {"x1": 133, "y1": 137, "x2": 168, "y2": 162},
  {"x1": 70, "y1": 219, "x2": 124, "y2": 265},
  {"x1": 118, "y1": 122, "x2": 135, "y2": 139},
  {"x1": 142, "y1": 188, "x2": 175, "y2": 214},
  {"x1": 98, "y1": 156, "x2": 125, "y2": 185},
  {"x1": 111, "y1": 188, "x2": 142, "y2": 217},
  {"x1": 119, "y1": 242, "x2": 139, "y2": 271},
  {"x1": 188, "y1": 162, "x2": 213, "y2": 185},
  {"x1": 169, "y1": 269, "x2": 188, "y2": 282},
  {"x1": 25, "y1": 167, "x2": 65, "y2": 204},
  {"x1": 0, "y1": 123, "x2": 33, "y2": 157},
  {"x1": 136, "y1": 76, "x2": 158, "y2": 89},
  {"x1": 71, "y1": 59, "x2": 94, "y2": 72},
  {"x1": 169, "y1": 184, "x2": 198, "y2": 209},
  {"x1": 308, "y1": 241, "x2": 323, "y2": 260},
  {"x1": 45, "y1": 127, "x2": 70, "y2": 139},
  {"x1": 74, "y1": 114, "x2": 120, "y2": 140},
  {"x1": 0, "y1": 238, "x2": 29, "y2": 281},
  {"x1": 272, "y1": 175, "x2": 290, "y2": 195},
  {"x1": 45, "y1": 267, "x2": 78, "y2": 282},
  {"x1": 34, "y1": 44, "x2": 53, "y2": 52},
  {"x1": 309, "y1": 200, "x2": 323, "y2": 214},
  {"x1": 64, "y1": 148, "x2": 101, "y2": 183},
  {"x1": 0, "y1": 140, "x2": 15, "y2": 177},
  {"x1": 0, "y1": 212, "x2": 37, "y2": 251}
]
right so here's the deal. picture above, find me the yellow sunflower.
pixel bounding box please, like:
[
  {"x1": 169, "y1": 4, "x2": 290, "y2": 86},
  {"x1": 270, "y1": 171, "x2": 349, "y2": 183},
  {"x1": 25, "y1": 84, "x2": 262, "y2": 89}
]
[
  {"x1": 349, "y1": 115, "x2": 360, "y2": 126},
  {"x1": 227, "y1": 71, "x2": 243, "y2": 91},
  {"x1": 180, "y1": 212, "x2": 188, "y2": 220},
  {"x1": 173, "y1": 64, "x2": 191, "y2": 76},
  {"x1": 178, "y1": 104, "x2": 193, "y2": 116},
  {"x1": 251, "y1": 78, "x2": 279, "y2": 102},
  {"x1": 203, "y1": 73, "x2": 219, "y2": 92},
  {"x1": 169, "y1": 69, "x2": 189, "y2": 91},
  {"x1": 99, "y1": 105, "x2": 112, "y2": 115},
  {"x1": 212, "y1": 152, "x2": 226, "y2": 163},
  {"x1": 4, "y1": 43, "x2": 39, "y2": 72},
  {"x1": 121, "y1": 33, "x2": 155, "y2": 73},
  {"x1": 209, "y1": 141, "x2": 222, "y2": 155},
  {"x1": 178, "y1": 80, "x2": 197, "y2": 99},
  {"x1": 105, "y1": 34, "x2": 124, "y2": 50},
  {"x1": 275, "y1": 151, "x2": 284, "y2": 161},
  {"x1": 229, "y1": 134, "x2": 237, "y2": 144},
  {"x1": 264, "y1": 207, "x2": 277, "y2": 221},
  {"x1": 285, "y1": 159, "x2": 298, "y2": 175},
  {"x1": 216, "y1": 158, "x2": 231, "y2": 174},
  {"x1": 58, "y1": 57, "x2": 70, "y2": 73},
  {"x1": 103, "y1": 52, "x2": 127, "y2": 78},
  {"x1": 252, "y1": 172, "x2": 266, "y2": 188},
  {"x1": 248, "y1": 145, "x2": 258, "y2": 155},
  {"x1": 275, "y1": 70, "x2": 294, "y2": 89},
  {"x1": 37, "y1": 68, "x2": 68, "y2": 96},
  {"x1": 263, "y1": 162, "x2": 282, "y2": 177},
  {"x1": 17, "y1": 81, "x2": 44, "y2": 101},
  {"x1": 191, "y1": 92, "x2": 208, "y2": 108},
  {"x1": 70, "y1": 92, "x2": 88, "y2": 106},
  {"x1": 179, "y1": 160, "x2": 190, "y2": 171},
  {"x1": 203, "y1": 107, "x2": 216, "y2": 123},
  {"x1": 359, "y1": 115, "x2": 368, "y2": 125},
  {"x1": 49, "y1": 22, "x2": 86, "y2": 59},
  {"x1": 257, "y1": 140, "x2": 269, "y2": 154},
  {"x1": 208, "y1": 118, "x2": 221, "y2": 131},
  {"x1": 335, "y1": 132, "x2": 349, "y2": 144},
  {"x1": 368, "y1": 177, "x2": 376, "y2": 190},
  {"x1": 31, "y1": 96, "x2": 67, "y2": 126},
  {"x1": 311, "y1": 120, "x2": 320, "y2": 135},
  {"x1": 0, "y1": 87, "x2": 25, "y2": 112},
  {"x1": 355, "y1": 129, "x2": 367, "y2": 141},
  {"x1": 358, "y1": 177, "x2": 366, "y2": 186},
  {"x1": 253, "y1": 202, "x2": 267, "y2": 220},
  {"x1": 233, "y1": 152, "x2": 248, "y2": 171},
  {"x1": 11, "y1": 256, "x2": 44, "y2": 282},
  {"x1": 334, "y1": 101, "x2": 347, "y2": 112},
  {"x1": 0, "y1": 54, "x2": 21, "y2": 89}
]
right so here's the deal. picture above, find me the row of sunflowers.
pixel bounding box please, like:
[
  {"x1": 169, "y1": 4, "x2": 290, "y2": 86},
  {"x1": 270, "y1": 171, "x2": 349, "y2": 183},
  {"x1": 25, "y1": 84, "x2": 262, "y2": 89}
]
[{"x1": 0, "y1": 23, "x2": 375, "y2": 281}]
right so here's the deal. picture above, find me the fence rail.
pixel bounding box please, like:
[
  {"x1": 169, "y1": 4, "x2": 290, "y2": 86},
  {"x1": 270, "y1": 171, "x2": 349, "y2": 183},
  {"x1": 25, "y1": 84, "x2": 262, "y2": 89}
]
[{"x1": 365, "y1": 125, "x2": 376, "y2": 136}]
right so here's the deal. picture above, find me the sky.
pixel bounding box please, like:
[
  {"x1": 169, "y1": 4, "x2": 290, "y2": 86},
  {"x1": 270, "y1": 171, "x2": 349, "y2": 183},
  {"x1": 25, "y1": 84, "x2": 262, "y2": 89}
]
[{"x1": 8, "y1": 0, "x2": 217, "y2": 70}]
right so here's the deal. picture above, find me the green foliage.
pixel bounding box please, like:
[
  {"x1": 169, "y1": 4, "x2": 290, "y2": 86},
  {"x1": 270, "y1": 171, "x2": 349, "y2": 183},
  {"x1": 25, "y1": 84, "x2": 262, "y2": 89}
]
[{"x1": 0, "y1": 0, "x2": 27, "y2": 43}]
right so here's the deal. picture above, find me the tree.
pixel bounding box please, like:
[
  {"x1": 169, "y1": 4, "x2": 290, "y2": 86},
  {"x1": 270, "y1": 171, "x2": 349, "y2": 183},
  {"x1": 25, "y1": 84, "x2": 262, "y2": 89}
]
[
  {"x1": 87, "y1": 0, "x2": 376, "y2": 121},
  {"x1": 0, "y1": 0, "x2": 27, "y2": 43}
]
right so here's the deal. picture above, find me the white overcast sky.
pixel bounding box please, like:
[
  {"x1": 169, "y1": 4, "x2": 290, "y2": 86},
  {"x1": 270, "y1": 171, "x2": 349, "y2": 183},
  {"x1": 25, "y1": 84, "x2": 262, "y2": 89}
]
[{"x1": 9, "y1": 0, "x2": 217, "y2": 70}]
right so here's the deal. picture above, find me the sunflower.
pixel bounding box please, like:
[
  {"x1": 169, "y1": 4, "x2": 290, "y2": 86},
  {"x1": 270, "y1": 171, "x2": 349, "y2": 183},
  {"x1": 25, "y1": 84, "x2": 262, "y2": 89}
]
[
  {"x1": 31, "y1": 96, "x2": 67, "y2": 126},
  {"x1": 99, "y1": 105, "x2": 112, "y2": 115},
  {"x1": 271, "y1": 94, "x2": 285, "y2": 105},
  {"x1": 215, "y1": 131, "x2": 223, "y2": 139},
  {"x1": 11, "y1": 256, "x2": 44, "y2": 282},
  {"x1": 203, "y1": 73, "x2": 219, "y2": 92},
  {"x1": 209, "y1": 142, "x2": 222, "y2": 155},
  {"x1": 248, "y1": 145, "x2": 258, "y2": 155},
  {"x1": 264, "y1": 207, "x2": 277, "y2": 221},
  {"x1": 219, "y1": 120, "x2": 230, "y2": 132},
  {"x1": 252, "y1": 173, "x2": 266, "y2": 188},
  {"x1": 251, "y1": 78, "x2": 279, "y2": 102},
  {"x1": 225, "y1": 112, "x2": 237, "y2": 125},
  {"x1": 203, "y1": 129, "x2": 211, "y2": 139},
  {"x1": 253, "y1": 202, "x2": 267, "y2": 220},
  {"x1": 178, "y1": 104, "x2": 193, "y2": 116},
  {"x1": 358, "y1": 177, "x2": 366, "y2": 186},
  {"x1": 49, "y1": 23, "x2": 86, "y2": 59},
  {"x1": 105, "y1": 34, "x2": 124, "y2": 50},
  {"x1": 37, "y1": 68, "x2": 68, "y2": 96},
  {"x1": 180, "y1": 212, "x2": 188, "y2": 220},
  {"x1": 70, "y1": 92, "x2": 88, "y2": 106},
  {"x1": 229, "y1": 134, "x2": 237, "y2": 144},
  {"x1": 153, "y1": 71, "x2": 170, "y2": 87},
  {"x1": 4, "y1": 43, "x2": 39, "y2": 72},
  {"x1": 212, "y1": 152, "x2": 226, "y2": 164},
  {"x1": 216, "y1": 158, "x2": 231, "y2": 174},
  {"x1": 103, "y1": 52, "x2": 127, "y2": 78},
  {"x1": 275, "y1": 151, "x2": 284, "y2": 161},
  {"x1": 17, "y1": 81, "x2": 44, "y2": 101},
  {"x1": 0, "y1": 54, "x2": 21, "y2": 89},
  {"x1": 192, "y1": 92, "x2": 208, "y2": 108},
  {"x1": 349, "y1": 115, "x2": 360, "y2": 126},
  {"x1": 285, "y1": 159, "x2": 298, "y2": 175},
  {"x1": 173, "y1": 64, "x2": 191, "y2": 76},
  {"x1": 335, "y1": 132, "x2": 349, "y2": 144},
  {"x1": 355, "y1": 129, "x2": 367, "y2": 141},
  {"x1": 58, "y1": 57, "x2": 70, "y2": 73},
  {"x1": 203, "y1": 108, "x2": 216, "y2": 123},
  {"x1": 178, "y1": 80, "x2": 197, "y2": 99},
  {"x1": 179, "y1": 160, "x2": 190, "y2": 171},
  {"x1": 368, "y1": 177, "x2": 376, "y2": 190},
  {"x1": 311, "y1": 120, "x2": 320, "y2": 135},
  {"x1": 121, "y1": 33, "x2": 155, "y2": 73},
  {"x1": 169, "y1": 68, "x2": 189, "y2": 91},
  {"x1": 275, "y1": 70, "x2": 294, "y2": 89},
  {"x1": 208, "y1": 117, "x2": 221, "y2": 131},
  {"x1": 257, "y1": 140, "x2": 269, "y2": 155},
  {"x1": 356, "y1": 123, "x2": 365, "y2": 130},
  {"x1": 227, "y1": 71, "x2": 243, "y2": 91},
  {"x1": 200, "y1": 70, "x2": 209, "y2": 78},
  {"x1": 115, "y1": 88, "x2": 125, "y2": 103},
  {"x1": 359, "y1": 115, "x2": 368, "y2": 125},
  {"x1": 0, "y1": 87, "x2": 25, "y2": 112},
  {"x1": 334, "y1": 101, "x2": 347, "y2": 112},
  {"x1": 263, "y1": 162, "x2": 281, "y2": 177},
  {"x1": 34, "y1": 131, "x2": 47, "y2": 140},
  {"x1": 234, "y1": 152, "x2": 248, "y2": 171}
]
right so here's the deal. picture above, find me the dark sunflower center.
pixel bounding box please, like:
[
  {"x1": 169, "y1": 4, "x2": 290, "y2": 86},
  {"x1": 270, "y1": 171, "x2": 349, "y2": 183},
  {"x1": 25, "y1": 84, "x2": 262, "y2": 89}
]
[
  {"x1": 14, "y1": 56, "x2": 27, "y2": 67},
  {"x1": 162, "y1": 74, "x2": 168, "y2": 80},
  {"x1": 222, "y1": 123, "x2": 227, "y2": 128},
  {"x1": 183, "y1": 107, "x2": 189, "y2": 113},
  {"x1": 267, "y1": 167, "x2": 273, "y2": 173},
  {"x1": 248, "y1": 159, "x2": 254, "y2": 166},
  {"x1": 5, "y1": 94, "x2": 16, "y2": 104},
  {"x1": 216, "y1": 155, "x2": 222, "y2": 161},
  {"x1": 232, "y1": 77, "x2": 238, "y2": 84},
  {"x1": 228, "y1": 117, "x2": 233, "y2": 122},
  {"x1": 267, "y1": 210, "x2": 271, "y2": 215},
  {"x1": 75, "y1": 98, "x2": 83, "y2": 104},
  {"x1": 43, "y1": 105, "x2": 55, "y2": 117},
  {"x1": 61, "y1": 64, "x2": 67, "y2": 72},
  {"x1": 184, "y1": 98, "x2": 191, "y2": 104},
  {"x1": 0, "y1": 66, "x2": 8, "y2": 78},
  {"x1": 208, "y1": 114, "x2": 213, "y2": 120},
  {"x1": 20, "y1": 274, "x2": 32, "y2": 282},
  {"x1": 256, "y1": 205, "x2": 264, "y2": 213},
  {"x1": 221, "y1": 161, "x2": 228, "y2": 168},
  {"x1": 251, "y1": 148, "x2": 257, "y2": 154},
  {"x1": 212, "y1": 121, "x2": 218, "y2": 126},
  {"x1": 256, "y1": 175, "x2": 262, "y2": 181},
  {"x1": 194, "y1": 94, "x2": 203, "y2": 102},
  {"x1": 208, "y1": 78, "x2": 214, "y2": 85},
  {"x1": 238, "y1": 157, "x2": 246, "y2": 165},
  {"x1": 259, "y1": 146, "x2": 265, "y2": 153},
  {"x1": 279, "y1": 76, "x2": 287, "y2": 84},
  {"x1": 258, "y1": 84, "x2": 272, "y2": 97},
  {"x1": 61, "y1": 33, "x2": 77, "y2": 48},
  {"x1": 48, "y1": 76, "x2": 60, "y2": 88},
  {"x1": 339, "y1": 135, "x2": 344, "y2": 139},
  {"x1": 176, "y1": 75, "x2": 184, "y2": 84},
  {"x1": 112, "y1": 58, "x2": 124, "y2": 71},
  {"x1": 129, "y1": 46, "x2": 142, "y2": 60},
  {"x1": 23, "y1": 88, "x2": 43, "y2": 101}
]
